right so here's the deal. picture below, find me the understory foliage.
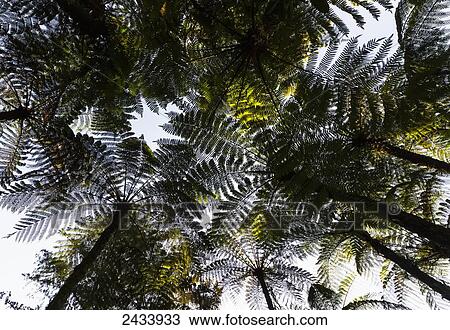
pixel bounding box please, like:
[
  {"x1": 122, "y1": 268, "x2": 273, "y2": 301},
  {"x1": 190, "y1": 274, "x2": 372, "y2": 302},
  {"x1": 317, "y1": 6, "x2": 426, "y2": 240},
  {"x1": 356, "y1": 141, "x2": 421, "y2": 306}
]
[{"x1": 0, "y1": 0, "x2": 449, "y2": 310}]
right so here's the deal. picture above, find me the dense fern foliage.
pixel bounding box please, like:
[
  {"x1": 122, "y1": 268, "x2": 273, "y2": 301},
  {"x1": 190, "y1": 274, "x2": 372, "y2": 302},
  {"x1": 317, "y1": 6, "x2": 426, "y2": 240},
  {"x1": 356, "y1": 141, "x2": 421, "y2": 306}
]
[{"x1": 0, "y1": 0, "x2": 449, "y2": 310}]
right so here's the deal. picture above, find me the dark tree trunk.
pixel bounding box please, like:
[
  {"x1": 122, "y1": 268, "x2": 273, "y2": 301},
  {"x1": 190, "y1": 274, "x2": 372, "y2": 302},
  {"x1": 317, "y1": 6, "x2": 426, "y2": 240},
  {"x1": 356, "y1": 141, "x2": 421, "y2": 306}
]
[
  {"x1": 254, "y1": 269, "x2": 275, "y2": 310},
  {"x1": 327, "y1": 187, "x2": 450, "y2": 259},
  {"x1": 277, "y1": 171, "x2": 450, "y2": 257},
  {"x1": 352, "y1": 136, "x2": 450, "y2": 173},
  {"x1": 381, "y1": 205, "x2": 450, "y2": 258},
  {"x1": 378, "y1": 140, "x2": 450, "y2": 174},
  {"x1": 356, "y1": 231, "x2": 450, "y2": 301},
  {"x1": 46, "y1": 205, "x2": 129, "y2": 310},
  {"x1": 0, "y1": 107, "x2": 30, "y2": 121}
]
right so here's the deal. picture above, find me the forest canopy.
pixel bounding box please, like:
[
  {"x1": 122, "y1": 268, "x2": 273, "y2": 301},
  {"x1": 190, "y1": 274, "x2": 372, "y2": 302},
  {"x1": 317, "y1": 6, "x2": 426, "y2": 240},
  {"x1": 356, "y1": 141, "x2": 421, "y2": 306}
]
[{"x1": 0, "y1": 0, "x2": 449, "y2": 310}]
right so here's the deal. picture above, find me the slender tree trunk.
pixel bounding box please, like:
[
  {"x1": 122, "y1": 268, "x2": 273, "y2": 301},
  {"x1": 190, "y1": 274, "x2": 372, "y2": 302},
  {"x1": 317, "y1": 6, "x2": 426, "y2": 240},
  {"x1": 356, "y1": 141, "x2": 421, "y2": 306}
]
[
  {"x1": 326, "y1": 187, "x2": 450, "y2": 259},
  {"x1": 0, "y1": 107, "x2": 29, "y2": 121},
  {"x1": 278, "y1": 171, "x2": 450, "y2": 256},
  {"x1": 381, "y1": 205, "x2": 450, "y2": 258},
  {"x1": 376, "y1": 140, "x2": 450, "y2": 173},
  {"x1": 356, "y1": 231, "x2": 450, "y2": 301},
  {"x1": 46, "y1": 205, "x2": 129, "y2": 310},
  {"x1": 254, "y1": 269, "x2": 275, "y2": 310}
]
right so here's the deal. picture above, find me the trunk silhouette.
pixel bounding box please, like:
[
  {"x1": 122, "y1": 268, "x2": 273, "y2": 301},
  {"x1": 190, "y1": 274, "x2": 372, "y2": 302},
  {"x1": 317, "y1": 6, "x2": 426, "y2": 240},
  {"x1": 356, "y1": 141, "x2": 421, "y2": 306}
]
[
  {"x1": 278, "y1": 171, "x2": 450, "y2": 257},
  {"x1": 376, "y1": 140, "x2": 450, "y2": 173},
  {"x1": 0, "y1": 107, "x2": 30, "y2": 121},
  {"x1": 356, "y1": 137, "x2": 450, "y2": 173},
  {"x1": 356, "y1": 231, "x2": 450, "y2": 301},
  {"x1": 46, "y1": 205, "x2": 129, "y2": 310},
  {"x1": 325, "y1": 186, "x2": 450, "y2": 258},
  {"x1": 254, "y1": 268, "x2": 275, "y2": 310}
]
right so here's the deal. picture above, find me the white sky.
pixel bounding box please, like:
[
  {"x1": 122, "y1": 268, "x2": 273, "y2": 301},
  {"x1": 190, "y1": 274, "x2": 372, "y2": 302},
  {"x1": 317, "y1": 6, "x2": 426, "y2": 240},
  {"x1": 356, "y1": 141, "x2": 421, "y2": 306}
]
[{"x1": 0, "y1": 4, "x2": 401, "y2": 309}]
